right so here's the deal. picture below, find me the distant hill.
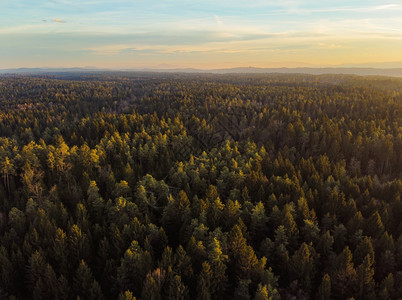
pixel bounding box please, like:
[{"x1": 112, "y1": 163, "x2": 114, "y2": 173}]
[
  {"x1": 0, "y1": 67, "x2": 101, "y2": 74},
  {"x1": 1, "y1": 66, "x2": 402, "y2": 77},
  {"x1": 208, "y1": 67, "x2": 402, "y2": 77}
]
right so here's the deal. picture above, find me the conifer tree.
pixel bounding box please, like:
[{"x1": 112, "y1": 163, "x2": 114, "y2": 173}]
[
  {"x1": 254, "y1": 284, "x2": 269, "y2": 300},
  {"x1": 316, "y1": 273, "x2": 331, "y2": 300},
  {"x1": 197, "y1": 261, "x2": 212, "y2": 300},
  {"x1": 73, "y1": 260, "x2": 104, "y2": 300}
]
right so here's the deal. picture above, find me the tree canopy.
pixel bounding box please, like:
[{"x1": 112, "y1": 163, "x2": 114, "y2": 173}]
[{"x1": 0, "y1": 72, "x2": 401, "y2": 299}]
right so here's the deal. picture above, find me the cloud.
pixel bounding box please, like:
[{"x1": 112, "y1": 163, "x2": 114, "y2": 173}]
[
  {"x1": 54, "y1": 18, "x2": 66, "y2": 23},
  {"x1": 214, "y1": 15, "x2": 223, "y2": 27},
  {"x1": 303, "y1": 4, "x2": 402, "y2": 14}
]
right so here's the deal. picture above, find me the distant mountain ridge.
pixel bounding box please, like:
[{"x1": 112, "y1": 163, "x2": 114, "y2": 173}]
[{"x1": 1, "y1": 67, "x2": 402, "y2": 77}]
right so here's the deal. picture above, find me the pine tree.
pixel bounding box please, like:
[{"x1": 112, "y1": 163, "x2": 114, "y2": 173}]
[
  {"x1": 0, "y1": 246, "x2": 13, "y2": 294},
  {"x1": 160, "y1": 246, "x2": 173, "y2": 270},
  {"x1": 174, "y1": 245, "x2": 193, "y2": 281},
  {"x1": 73, "y1": 260, "x2": 104, "y2": 299},
  {"x1": 142, "y1": 276, "x2": 161, "y2": 300},
  {"x1": 208, "y1": 238, "x2": 228, "y2": 298},
  {"x1": 117, "y1": 240, "x2": 153, "y2": 295},
  {"x1": 57, "y1": 275, "x2": 70, "y2": 300},
  {"x1": 365, "y1": 211, "x2": 384, "y2": 239},
  {"x1": 27, "y1": 250, "x2": 46, "y2": 292},
  {"x1": 53, "y1": 227, "x2": 68, "y2": 274},
  {"x1": 118, "y1": 291, "x2": 136, "y2": 300},
  {"x1": 206, "y1": 185, "x2": 225, "y2": 229},
  {"x1": 2, "y1": 156, "x2": 15, "y2": 193},
  {"x1": 68, "y1": 224, "x2": 90, "y2": 264},
  {"x1": 316, "y1": 274, "x2": 331, "y2": 300},
  {"x1": 36, "y1": 264, "x2": 59, "y2": 299},
  {"x1": 282, "y1": 204, "x2": 299, "y2": 248},
  {"x1": 356, "y1": 255, "x2": 375, "y2": 300},
  {"x1": 234, "y1": 279, "x2": 251, "y2": 300},
  {"x1": 378, "y1": 273, "x2": 394, "y2": 300},
  {"x1": 316, "y1": 230, "x2": 334, "y2": 257},
  {"x1": 162, "y1": 190, "x2": 191, "y2": 246},
  {"x1": 353, "y1": 236, "x2": 374, "y2": 266},
  {"x1": 332, "y1": 247, "x2": 358, "y2": 300},
  {"x1": 168, "y1": 275, "x2": 189, "y2": 300},
  {"x1": 254, "y1": 284, "x2": 269, "y2": 300},
  {"x1": 289, "y1": 242, "x2": 315, "y2": 293},
  {"x1": 228, "y1": 224, "x2": 265, "y2": 280},
  {"x1": 196, "y1": 261, "x2": 212, "y2": 300},
  {"x1": 250, "y1": 202, "x2": 267, "y2": 242}
]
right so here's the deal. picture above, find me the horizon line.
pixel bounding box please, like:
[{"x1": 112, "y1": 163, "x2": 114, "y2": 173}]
[{"x1": 2, "y1": 65, "x2": 402, "y2": 71}]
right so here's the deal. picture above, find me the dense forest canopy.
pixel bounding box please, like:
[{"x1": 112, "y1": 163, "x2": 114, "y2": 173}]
[{"x1": 0, "y1": 72, "x2": 401, "y2": 299}]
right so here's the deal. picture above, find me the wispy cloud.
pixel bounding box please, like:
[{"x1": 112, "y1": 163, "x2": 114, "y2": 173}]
[
  {"x1": 54, "y1": 18, "x2": 66, "y2": 23},
  {"x1": 1, "y1": 0, "x2": 402, "y2": 68},
  {"x1": 255, "y1": 4, "x2": 402, "y2": 16},
  {"x1": 214, "y1": 15, "x2": 223, "y2": 27}
]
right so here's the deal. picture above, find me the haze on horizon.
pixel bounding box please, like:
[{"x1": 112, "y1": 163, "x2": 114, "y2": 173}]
[{"x1": 1, "y1": 0, "x2": 402, "y2": 69}]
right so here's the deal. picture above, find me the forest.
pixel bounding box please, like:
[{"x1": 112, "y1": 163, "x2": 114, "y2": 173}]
[{"x1": 0, "y1": 72, "x2": 401, "y2": 299}]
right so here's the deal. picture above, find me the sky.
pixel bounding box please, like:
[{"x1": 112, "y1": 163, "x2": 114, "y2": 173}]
[{"x1": 1, "y1": 0, "x2": 402, "y2": 69}]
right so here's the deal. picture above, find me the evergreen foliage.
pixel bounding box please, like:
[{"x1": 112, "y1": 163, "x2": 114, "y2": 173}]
[{"x1": 0, "y1": 73, "x2": 401, "y2": 298}]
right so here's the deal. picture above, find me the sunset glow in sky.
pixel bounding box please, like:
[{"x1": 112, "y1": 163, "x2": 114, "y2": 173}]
[{"x1": 1, "y1": 0, "x2": 402, "y2": 69}]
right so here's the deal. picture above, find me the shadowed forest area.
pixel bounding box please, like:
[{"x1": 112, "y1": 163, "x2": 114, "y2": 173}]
[{"x1": 0, "y1": 73, "x2": 401, "y2": 299}]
